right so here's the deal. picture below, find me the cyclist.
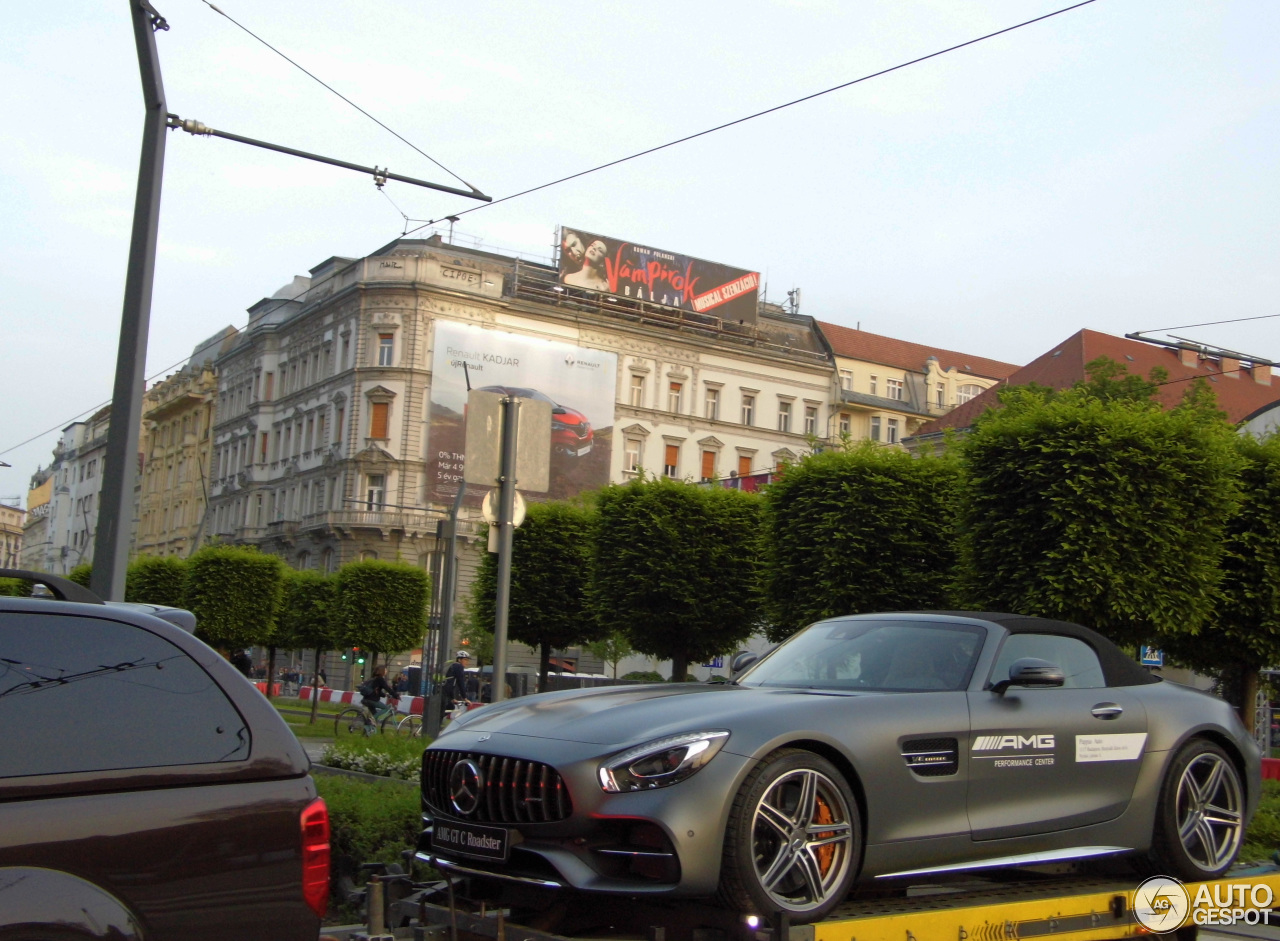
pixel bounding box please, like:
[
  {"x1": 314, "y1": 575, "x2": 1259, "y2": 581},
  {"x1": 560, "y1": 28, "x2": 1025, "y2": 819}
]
[{"x1": 358, "y1": 665, "x2": 400, "y2": 733}]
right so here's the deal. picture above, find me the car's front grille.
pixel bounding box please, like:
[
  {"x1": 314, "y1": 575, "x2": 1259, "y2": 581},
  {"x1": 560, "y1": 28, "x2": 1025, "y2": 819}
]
[{"x1": 422, "y1": 749, "x2": 573, "y2": 824}]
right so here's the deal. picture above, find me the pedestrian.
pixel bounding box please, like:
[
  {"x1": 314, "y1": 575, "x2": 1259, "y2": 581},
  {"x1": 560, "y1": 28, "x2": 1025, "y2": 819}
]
[{"x1": 229, "y1": 649, "x2": 252, "y2": 677}]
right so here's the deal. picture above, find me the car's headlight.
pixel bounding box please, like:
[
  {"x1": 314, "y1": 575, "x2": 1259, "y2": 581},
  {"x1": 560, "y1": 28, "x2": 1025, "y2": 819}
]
[{"x1": 598, "y1": 730, "x2": 730, "y2": 793}]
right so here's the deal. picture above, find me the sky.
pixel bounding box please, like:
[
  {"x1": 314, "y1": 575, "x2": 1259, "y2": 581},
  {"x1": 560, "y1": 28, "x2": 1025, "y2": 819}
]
[{"x1": 3, "y1": 0, "x2": 1279, "y2": 504}]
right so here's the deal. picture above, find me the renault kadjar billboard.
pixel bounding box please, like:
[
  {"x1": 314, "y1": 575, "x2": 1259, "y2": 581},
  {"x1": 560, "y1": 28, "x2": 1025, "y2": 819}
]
[{"x1": 426, "y1": 321, "x2": 618, "y2": 503}]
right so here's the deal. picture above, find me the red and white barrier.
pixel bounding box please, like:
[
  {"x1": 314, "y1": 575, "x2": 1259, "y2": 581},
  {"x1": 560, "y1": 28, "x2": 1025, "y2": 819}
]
[{"x1": 299, "y1": 686, "x2": 425, "y2": 715}]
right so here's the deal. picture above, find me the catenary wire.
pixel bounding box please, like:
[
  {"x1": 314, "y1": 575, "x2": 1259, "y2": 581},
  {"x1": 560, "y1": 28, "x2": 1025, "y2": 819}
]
[
  {"x1": 196, "y1": 0, "x2": 482, "y2": 194},
  {"x1": 401, "y1": 0, "x2": 1100, "y2": 236},
  {"x1": 1134, "y1": 312, "x2": 1280, "y2": 335}
]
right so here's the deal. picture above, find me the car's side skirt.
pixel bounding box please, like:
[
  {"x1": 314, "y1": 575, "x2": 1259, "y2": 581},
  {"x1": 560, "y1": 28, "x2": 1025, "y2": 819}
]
[{"x1": 878, "y1": 845, "x2": 1133, "y2": 879}]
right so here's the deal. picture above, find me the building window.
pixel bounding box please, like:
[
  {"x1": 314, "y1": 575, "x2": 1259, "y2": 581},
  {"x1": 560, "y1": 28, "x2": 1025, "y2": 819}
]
[
  {"x1": 839, "y1": 369, "x2": 853, "y2": 391},
  {"x1": 887, "y1": 418, "x2": 900, "y2": 444},
  {"x1": 870, "y1": 416, "x2": 882, "y2": 442},
  {"x1": 738, "y1": 454, "x2": 753, "y2": 477},
  {"x1": 668, "y1": 381, "x2": 683, "y2": 413},
  {"x1": 957, "y1": 384, "x2": 982, "y2": 404},
  {"x1": 335, "y1": 406, "x2": 345, "y2": 443},
  {"x1": 378, "y1": 333, "x2": 394, "y2": 367},
  {"x1": 629, "y1": 374, "x2": 645, "y2": 407},
  {"x1": 664, "y1": 444, "x2": 679, "y2": 478},
  {"x1": 886, "y1": 378, "x2": 903, "y2": 400},
  {"x1": 313, "y1": 480, "x2": 326, "y2": 514},
  {"x1": 777, "y1": 400, "x2": 792, "y2": 433},
  {"x1": 624, "y1": 438, "x2": 642, "y2": 473},
  {"x1": 936, "y1": 383, "x2": 945, "y2": 408},
  {"x1": 869, "y1": 375, "x2": 878, "y2": 396},
  {"x1": 365, "y1": 474, "x2": 386, "y2": 510},
  {"x1": 700, "y1": 449, "x2": 716, "y2": 482},
  {"x1": 282, "y1": 427, "x2": 292, "y2": 459},
  {"x1": 322, "y1": 548, "x2": 336, "y2": 573},
  {"x1": 304, "y1": 417, "x2": 314, "y2": 452},
  {"x1": 705, "y1": 387, "x2": 719, "y2": 421},
  {"x1": 297, "y1": 551, "x2": 311, "y2": 570},
  {"x1": 741, "y1": 394, "x2": 755, "y2": 426},
  {"x1": 838, "y1": 413, "x2": 851, "y2": 435},
  {"x1": 370, "y1": 402, "x2": 390, "y2": 439},
  {"x1": 804, "y1": 405, "x2": 818, "y2": 436}
]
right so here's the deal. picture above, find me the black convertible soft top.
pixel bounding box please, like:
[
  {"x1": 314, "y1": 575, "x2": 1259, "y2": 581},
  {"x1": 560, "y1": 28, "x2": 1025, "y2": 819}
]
[{"x1": 925, "y1": 611, "x2": 1159, "y2": 688}]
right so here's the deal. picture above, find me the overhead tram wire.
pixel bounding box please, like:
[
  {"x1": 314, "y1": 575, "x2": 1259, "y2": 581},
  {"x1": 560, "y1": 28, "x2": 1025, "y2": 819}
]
[
  {"x1": 1134, "y1": 313, "x2": 1280, "y2": 335},
  {"x1": 197, "y1": 0, "x2": 482, "y2": 196},
  {"x1": 399, "y1": 0, "x2": 1101, "y2": 237}
]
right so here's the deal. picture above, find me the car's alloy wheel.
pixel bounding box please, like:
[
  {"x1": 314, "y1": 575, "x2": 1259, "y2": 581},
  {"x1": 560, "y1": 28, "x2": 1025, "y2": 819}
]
[
  {"x1": 720, "y1": 750, "x2": 860, "y2": 921},
  {"x1": 1149, "y1": 739, "x2": 1244, "y2": 880},
  {"x1": 1174, "y1": 750, "x2": 1243, "y2": 872}
]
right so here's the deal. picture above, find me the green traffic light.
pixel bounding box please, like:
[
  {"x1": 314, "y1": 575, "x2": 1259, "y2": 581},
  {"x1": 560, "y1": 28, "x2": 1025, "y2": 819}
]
[{"x1": 356, "y1": 657, "x2": 365, "y2": 664}]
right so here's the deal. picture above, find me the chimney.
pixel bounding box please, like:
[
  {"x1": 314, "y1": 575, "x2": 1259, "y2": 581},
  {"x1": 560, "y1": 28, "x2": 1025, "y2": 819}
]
[
  {"x1": 1179, "y1": 346, "x2": 1199, "y2": 368},
  {"x1": 1221, "y1": 356, "x2": 1239, "y2": 379},
  {"x1": 1254, "y1": 366, "x2": 1273, "y2": 387}
]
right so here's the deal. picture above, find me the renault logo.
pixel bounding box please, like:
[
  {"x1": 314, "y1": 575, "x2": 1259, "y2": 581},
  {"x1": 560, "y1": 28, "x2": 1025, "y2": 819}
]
[{"x1": 449, "y1": 759, "x2": 483, "y2": 815}]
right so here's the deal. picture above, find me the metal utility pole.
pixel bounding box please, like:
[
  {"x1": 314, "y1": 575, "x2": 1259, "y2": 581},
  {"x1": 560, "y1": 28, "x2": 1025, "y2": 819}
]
[
  {"x1": 91, "y1": 2, "x2": 492, "y2": 602},
  {"x1": 91, "y1": 0, "x2": 169, "y2": 601},
  {"x1": 425, "y1": 482, "x2": 467, "y2": 736},
  {"x1": 490, "y1": 396, "x2": 521, "y2": 703}
]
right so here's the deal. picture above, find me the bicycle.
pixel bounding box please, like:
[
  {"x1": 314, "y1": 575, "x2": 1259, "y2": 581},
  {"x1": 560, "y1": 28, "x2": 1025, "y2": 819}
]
[
  {"x1": 395, "y1": 712, "x2": 423, "y2": 737},
  {"x1": 334, "y1": 700, "x2": 398, "y2": 737}
]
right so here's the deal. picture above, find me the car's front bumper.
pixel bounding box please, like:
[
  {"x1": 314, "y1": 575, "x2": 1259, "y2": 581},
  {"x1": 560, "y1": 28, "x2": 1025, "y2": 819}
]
[{"x1": 416, "y1": 731, "x2": 755, "y2": 897}]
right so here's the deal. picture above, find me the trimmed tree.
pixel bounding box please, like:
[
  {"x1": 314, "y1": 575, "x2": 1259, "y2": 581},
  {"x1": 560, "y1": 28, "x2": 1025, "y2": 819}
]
[
  {"x1": 184, "y1": 545, "x2": 285, "y2": 655},
  {"x1": 1161, "y1": 433, "x2": 1280, "y2": 726},
  {"x1": 470, "y1": 500, "x2": 604, "y2": 692},
  {"x1": 278, "y1": 569, "x2": 339, "y2": 722},
  {"x1": 125, "y1": 555, "x2": 188, "y2": 606},
  {"x1": 67, "y1": 564, "x2": 92, "y2": 588},
  {"x1": 593, "y1": 475, "x2": 763, "y2": 681},
  {"x1": 337, "y1": 560, "x2": 430, "y2": 672},
  {"x1": 763, "y1": 442, "x2": 961, "y2": 641},
  {"x1": 955, "y1": 383, "x2": 1243, "y2": 649}
]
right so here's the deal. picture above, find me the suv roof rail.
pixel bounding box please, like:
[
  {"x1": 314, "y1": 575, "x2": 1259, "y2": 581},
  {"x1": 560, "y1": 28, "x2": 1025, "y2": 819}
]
[{"x1": 0, "y1": 568, "x2": 105, "y2": 605}]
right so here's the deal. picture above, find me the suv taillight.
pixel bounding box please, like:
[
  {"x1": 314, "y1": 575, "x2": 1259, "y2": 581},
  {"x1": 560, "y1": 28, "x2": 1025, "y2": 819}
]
[{"x1": 301, "y1": 797, "x2": 330, "y2": 918}]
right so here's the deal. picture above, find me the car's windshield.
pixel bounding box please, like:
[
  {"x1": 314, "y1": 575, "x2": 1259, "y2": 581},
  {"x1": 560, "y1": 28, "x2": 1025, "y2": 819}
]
[{"x1": 738, "y1": 619, "x2": 986, "y2": 692}]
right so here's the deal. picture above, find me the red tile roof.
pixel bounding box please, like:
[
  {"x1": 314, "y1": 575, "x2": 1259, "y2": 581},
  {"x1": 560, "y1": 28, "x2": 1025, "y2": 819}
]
[
  {"x1": 817, "y1": 321, "x2": 1020, "y2": 381},
  {"x1": 915, "y1": 329, "x2": 1279, "y2": 434}
]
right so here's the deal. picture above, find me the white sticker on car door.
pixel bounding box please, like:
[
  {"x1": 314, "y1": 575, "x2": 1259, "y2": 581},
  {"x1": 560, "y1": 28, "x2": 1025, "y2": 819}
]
[{"x1": 1075, "y1": 733, "x2": 1147, "y2": 762}]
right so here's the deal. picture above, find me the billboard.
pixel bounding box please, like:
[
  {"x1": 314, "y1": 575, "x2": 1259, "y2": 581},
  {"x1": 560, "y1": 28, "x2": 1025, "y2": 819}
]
[
  {"x1": 558, "y1": 227, "x2": 760, "y2": 324},
  {"x1": 426, "y1": 321, "x2": 618, "y2": 503}
]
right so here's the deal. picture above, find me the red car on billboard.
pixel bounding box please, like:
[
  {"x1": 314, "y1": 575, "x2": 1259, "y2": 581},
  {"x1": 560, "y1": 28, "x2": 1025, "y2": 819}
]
[{"x1": 477, "y1": 386, "x2": 593, "y2": 457}]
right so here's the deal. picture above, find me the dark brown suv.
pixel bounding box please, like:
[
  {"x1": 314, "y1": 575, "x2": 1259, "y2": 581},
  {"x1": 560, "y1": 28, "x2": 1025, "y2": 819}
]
[{"x1": 0, "y1": 570, "x2": 327, "y2": 941}]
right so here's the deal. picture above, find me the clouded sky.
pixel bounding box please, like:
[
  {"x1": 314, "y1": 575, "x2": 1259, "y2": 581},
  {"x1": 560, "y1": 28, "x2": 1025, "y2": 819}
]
[{"x1": 4, "y1": 0, "x2": 1278, "y2": 503}]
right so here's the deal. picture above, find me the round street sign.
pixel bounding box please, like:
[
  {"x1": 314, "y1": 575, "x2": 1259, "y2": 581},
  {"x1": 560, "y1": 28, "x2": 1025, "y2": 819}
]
[{"x1": 481, "y1": 489, "x2": 527, "y2": 527}]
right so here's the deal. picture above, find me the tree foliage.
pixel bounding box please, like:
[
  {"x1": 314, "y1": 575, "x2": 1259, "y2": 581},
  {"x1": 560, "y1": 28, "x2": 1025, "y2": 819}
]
[
  {"x1": 593, "y1": 476, "x2": 762, "y2": 681},
  {"x1": 762, "y1": 443, "x2": 961, "y2": 641},
  {"x1": 955, "y1": 382, "x2": 1243, "y2": 648},
  {"x1": 587, "y1": 631, "x2": 634, "y2": 679},
  {"x1": 124, "y1": 555, "x2": 188, "y2": 606},
  {"x1": 337, "y1": 561, "x2": 430, "y2": 658},
  {"x1": 1161, "y1": 433, "x2": 1280, "y2": 672},
  {"x1": 67, "y1": 563, "x2": 92, "y2": 588},
  {"x1": 184, "y1": 545, "x2": 285, "y2": 651},
  {"x1": 471, "y1": 500, "x2": 604, "y2": 690},
  {"x1": 277, "y1": 569, "x2": 339, "y2": 651}
]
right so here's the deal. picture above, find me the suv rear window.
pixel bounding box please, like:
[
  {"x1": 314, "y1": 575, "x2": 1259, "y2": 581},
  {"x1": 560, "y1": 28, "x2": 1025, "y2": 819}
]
[{"x1": 0, "y1": 612, "x2": 250, "y2": 777}]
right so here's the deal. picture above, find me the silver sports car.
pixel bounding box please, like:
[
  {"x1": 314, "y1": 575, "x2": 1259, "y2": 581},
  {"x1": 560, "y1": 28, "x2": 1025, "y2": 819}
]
[{"x1": 416, "y1": 612, "x2": 1259, "y2": 922}]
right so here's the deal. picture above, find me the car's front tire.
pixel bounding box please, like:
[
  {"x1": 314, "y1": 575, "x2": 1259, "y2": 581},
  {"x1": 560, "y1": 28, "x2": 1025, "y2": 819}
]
[
  {"x1": 718, "y1": 749, "x2": 861, "y2": 923},
  {"x1": 1148, "y1": 739, "x2": 1245, "y2": 881}
]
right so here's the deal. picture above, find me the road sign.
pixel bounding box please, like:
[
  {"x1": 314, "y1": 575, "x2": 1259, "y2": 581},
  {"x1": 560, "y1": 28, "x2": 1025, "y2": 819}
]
[{"x1": 1140, "y1": 646, "x2": 1164, "y2": 667}]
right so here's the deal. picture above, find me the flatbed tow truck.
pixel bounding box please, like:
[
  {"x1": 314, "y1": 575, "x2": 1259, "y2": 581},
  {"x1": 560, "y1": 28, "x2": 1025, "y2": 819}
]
[{"x1": 336, "y1": 861, "x2": 1280, "y2": 941}]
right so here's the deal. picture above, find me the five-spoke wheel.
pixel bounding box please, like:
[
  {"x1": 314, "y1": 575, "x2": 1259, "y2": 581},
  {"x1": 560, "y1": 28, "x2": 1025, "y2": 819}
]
[
  {"x1": 719, "y1": 749, "x2": 860, "y2": 921},
  {"x1": 1150, "y1": 739, "x2": 1244, "y2": 880}
]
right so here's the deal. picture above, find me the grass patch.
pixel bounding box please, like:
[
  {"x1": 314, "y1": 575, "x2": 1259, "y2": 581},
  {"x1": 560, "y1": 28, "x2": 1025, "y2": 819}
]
[
  {"x1": 1243, "y1": 778, "x2": 1280, "y2": 864},
  {"x1": 321, "y1": 733, "x2": 432, "y2": 779}
]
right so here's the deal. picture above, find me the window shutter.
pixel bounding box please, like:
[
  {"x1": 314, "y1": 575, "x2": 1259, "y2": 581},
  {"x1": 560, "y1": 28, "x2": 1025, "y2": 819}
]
[{"x1": 371, "y1": 402, "x2": 390, "y2": 439}]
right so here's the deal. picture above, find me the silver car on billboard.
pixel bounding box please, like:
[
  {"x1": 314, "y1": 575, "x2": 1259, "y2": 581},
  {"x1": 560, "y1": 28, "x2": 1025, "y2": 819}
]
[{"x1": 417, "y1": 612, "x2": 1258, "y2": 922}]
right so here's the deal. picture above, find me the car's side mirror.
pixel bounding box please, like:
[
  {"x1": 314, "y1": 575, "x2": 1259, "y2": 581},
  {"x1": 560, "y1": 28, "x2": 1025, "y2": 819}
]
[
  {"x1": 730, "y1": 652, "x2": 758, "y2": 675},
  {"x1": 990, "y1": 657, "x2": 1065, "y2": 695},
  {"x1": 553, "y1": 407, "x2": 566, "y2": 415}
]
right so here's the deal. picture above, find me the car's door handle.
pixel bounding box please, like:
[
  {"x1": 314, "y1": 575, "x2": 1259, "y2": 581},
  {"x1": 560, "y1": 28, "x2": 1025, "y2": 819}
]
[{"x1": 1091, "y1": 703, "x2": 1123, "y2": 719}]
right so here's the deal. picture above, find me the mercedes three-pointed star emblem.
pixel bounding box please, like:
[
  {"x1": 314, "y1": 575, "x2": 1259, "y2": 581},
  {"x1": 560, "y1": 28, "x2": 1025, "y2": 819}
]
[{"x1": 449, "y1": 759, "x2": 483, "y2": 815}]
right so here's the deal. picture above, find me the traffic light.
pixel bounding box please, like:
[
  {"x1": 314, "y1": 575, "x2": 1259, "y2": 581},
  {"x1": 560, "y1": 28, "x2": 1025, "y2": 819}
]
[
  {"x1": 340, "y1": 649, "x2": 349, "y2": 661},
  {"x1": 353, "y1": 647, "x2": 365, "y2": 665}
]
